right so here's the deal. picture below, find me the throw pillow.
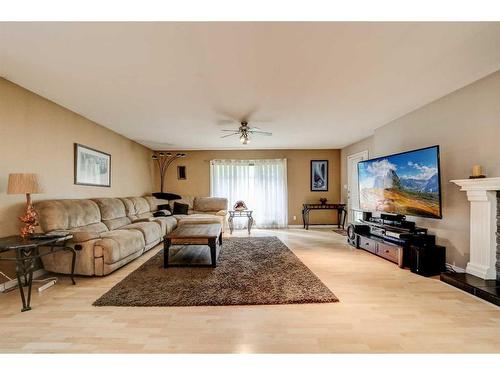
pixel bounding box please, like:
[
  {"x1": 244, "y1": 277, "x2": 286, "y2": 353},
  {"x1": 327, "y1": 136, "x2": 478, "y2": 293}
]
[
  {"x1": 158, "y1": 203, "x2": 171, "y2": 212},
  {"x1": 173, "y1": 202, "x2": 189, "y2": 215},
  {"x1": 153, "y1": 210, "x2": 172, "y2": 217}
]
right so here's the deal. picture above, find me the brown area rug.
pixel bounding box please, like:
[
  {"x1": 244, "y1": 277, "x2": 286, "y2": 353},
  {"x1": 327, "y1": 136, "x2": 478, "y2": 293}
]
[{"x1": 93, "y1": 237, "x2": 338, "y2": 307}]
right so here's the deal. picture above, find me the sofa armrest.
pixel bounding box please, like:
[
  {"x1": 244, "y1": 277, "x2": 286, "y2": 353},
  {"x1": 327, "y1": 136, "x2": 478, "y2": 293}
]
[
  {"x1": 69, "y1": 231, "x2": 102, "y2": 242},
  {"x1": 215, "y1": 210, "x2": 227, "y2": 216}
]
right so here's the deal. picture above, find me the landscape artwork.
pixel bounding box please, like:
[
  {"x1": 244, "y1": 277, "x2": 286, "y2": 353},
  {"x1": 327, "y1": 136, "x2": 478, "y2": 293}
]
[
  {"x1": 74, "y1": 143, "x2": 111, "y2": 187},
  {"x1": 358, "y1": 146, "x2": 441, "y2": 219},
  {"x1": 311, "y1": 160, "x2": 328, "y2": 191}
]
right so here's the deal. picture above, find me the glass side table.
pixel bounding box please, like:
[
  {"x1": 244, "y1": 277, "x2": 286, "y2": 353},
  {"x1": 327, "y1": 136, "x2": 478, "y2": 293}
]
[{"x1": 228, "y1": 210, "x2": 254, "y2": 235}]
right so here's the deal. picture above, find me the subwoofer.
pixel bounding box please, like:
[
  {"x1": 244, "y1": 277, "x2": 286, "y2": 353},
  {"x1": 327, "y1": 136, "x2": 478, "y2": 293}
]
[{"x1": 347, "y1": 224, "x2": 359, "y2": 247}]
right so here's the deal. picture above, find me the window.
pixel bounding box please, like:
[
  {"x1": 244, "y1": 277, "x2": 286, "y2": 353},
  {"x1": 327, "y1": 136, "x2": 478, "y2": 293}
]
[{"x1": 210, "y1": 159, "x2": 288, "y2": 228}]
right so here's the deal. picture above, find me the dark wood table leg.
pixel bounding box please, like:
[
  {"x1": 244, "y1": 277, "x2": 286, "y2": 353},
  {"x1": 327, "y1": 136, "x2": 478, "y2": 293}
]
[
  {"x1": 209, "y1": 238, "x2": 217, "y2": 267},
  {"x1": 163, "y1": 238, "x2": 171, "y2": 268},
  {"x1": 342, "y1": 208, "x2": 347, "y2": 229},
  {"x1": 305, "y1": 209, "x2": 310, "y2": 230},
  {"x1": 15, "y1": 248, "x2": 34, "y2": 312},
  {"x1": 337, "y1": 209, "x2": 341, "y2": 229},
  {"x1": 69, "y1": 248, "x2": 77, "y2": 285},
  {"x1": 302, "y1": 209, "x2": 306, "y2": 229},
  {"x1": 218, "y1": 231, "x2": 222, "y2": 246}
]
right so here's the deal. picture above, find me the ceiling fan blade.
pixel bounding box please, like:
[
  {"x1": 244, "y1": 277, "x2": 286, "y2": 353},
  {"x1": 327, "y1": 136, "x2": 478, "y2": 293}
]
[
  {"x1": 248, "y1": 127, "x2": 261, "y2": 131},
  {"x1": 249, "y1": 131, "x2": 273, "y2": 136},
  {"x1": 221, "y1": 129, "x2": 239, "y2": 132},
  {"x1": 220, "y1": 132, "x2": 240, "y2": 138}
]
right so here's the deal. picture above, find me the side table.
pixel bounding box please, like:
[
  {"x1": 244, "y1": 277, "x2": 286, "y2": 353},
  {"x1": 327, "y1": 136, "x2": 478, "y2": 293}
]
[
  {"x1": 228, "y1": 210, "x2": 254, "y2": 235},
  {"x1": 0, "y1": 234, "x2": 76, "y2": 312}
]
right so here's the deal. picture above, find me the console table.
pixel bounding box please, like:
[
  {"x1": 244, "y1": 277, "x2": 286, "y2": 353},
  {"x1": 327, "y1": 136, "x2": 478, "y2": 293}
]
[
  {"x1": 0, "y1": 234, "x2": 76, "y2": 312},
  {"x1": 228, "y1": 210, "x2": 254, "y2": 234},
  {"x1": 302, "y1": 203, "x2": 346, "y2": 230}
]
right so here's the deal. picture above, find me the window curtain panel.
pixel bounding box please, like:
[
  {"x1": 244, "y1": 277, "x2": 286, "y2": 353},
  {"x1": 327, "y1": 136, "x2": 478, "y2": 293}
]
[{"x1": 210, "y1": 159, "x2": 288, "y2": 229}]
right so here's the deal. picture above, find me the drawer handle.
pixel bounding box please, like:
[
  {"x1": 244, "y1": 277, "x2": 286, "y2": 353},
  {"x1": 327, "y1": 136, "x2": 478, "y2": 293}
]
[{"x1": 385, "y1": 250, "x2": 389, "y2": 253}]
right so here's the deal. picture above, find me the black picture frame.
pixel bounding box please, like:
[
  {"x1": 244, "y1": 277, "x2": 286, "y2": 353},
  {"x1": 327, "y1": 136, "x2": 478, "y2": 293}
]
[
  {"x1": 310, "y1": 160, "x2": 328, "y2": 191},
  {"x1": 74, "y1": 143, "x2": 111, "y2": 187},
  {"x1": 177, "y1": 165, "x2": 187, "y2": 180}
]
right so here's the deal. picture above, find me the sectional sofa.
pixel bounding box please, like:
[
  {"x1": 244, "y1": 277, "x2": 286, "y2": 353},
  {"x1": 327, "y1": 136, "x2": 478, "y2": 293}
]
[{"x1": 35, "y1": 195, "x2": 227, "y2": 276}]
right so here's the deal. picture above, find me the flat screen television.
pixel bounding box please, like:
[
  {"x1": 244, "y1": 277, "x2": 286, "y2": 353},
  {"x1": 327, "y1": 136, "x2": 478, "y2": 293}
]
[{"x1": 357, "y1": 145, "x2": 442, "y2": 219}]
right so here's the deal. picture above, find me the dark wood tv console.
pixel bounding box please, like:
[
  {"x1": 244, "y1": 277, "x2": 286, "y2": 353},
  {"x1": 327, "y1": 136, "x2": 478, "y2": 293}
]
[
  {"x1": 348, "y1": 216, "x2": 435, "y2": 270},
  {"x1": 356, "y1": 233, "x2": 405, "y2": 267}
]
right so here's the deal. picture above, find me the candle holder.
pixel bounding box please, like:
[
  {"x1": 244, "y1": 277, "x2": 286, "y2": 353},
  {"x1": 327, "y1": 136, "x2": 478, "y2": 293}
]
[{"x1": 469, "y1": 165, "x2": 486, "y2": 179}]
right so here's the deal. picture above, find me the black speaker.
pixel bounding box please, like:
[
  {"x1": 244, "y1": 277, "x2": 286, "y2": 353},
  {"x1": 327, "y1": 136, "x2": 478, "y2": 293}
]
[
  {"x1": 362, "y1": 211, "x2": 372, "y2": 221},
  {"x1": 409, "y1": 245, "x2": 446, "y2": 276},
  {"x1": 347, "y1": 224, "x2": 359, "y2": 247}
]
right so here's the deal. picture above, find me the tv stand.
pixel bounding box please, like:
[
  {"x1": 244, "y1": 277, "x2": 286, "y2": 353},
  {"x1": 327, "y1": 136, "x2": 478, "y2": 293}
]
[
  {"x1": 347, "y1": 213, "x2": 441, "y2": 271},
  {"x1": 357, "y1": 233, "x2": 405, "y2": 267}
]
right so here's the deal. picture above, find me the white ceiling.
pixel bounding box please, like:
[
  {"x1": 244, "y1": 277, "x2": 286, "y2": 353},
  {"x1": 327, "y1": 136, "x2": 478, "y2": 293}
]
[{"x1": 1, "y1": 22, "x2": 500, "y2": 150}]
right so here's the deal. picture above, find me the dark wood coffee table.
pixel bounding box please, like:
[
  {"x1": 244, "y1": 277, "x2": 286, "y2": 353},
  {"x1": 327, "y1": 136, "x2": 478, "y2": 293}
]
[{"x1": 163, "y1": 223, "x2": 222, "y2": 268}]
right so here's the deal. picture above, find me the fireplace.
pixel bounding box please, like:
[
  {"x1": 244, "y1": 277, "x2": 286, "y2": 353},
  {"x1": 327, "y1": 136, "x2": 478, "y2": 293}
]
[{"x1": 450, "y1": 177, "x2": 500, "y2": 280}]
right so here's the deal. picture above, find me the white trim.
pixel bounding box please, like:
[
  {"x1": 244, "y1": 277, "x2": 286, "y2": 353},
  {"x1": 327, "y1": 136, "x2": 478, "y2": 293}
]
[
  {"x1": 451, "y1": 177, "x2": 499, "y2": 280},
  {"x1": 0, "y1": 269, "x2": 48, "y2": 293}
]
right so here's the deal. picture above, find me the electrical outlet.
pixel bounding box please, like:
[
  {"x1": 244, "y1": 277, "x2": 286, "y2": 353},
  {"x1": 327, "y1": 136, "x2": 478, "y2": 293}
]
[{"x1": 293, "y1": 215, "x2": 297, "y2": 221}]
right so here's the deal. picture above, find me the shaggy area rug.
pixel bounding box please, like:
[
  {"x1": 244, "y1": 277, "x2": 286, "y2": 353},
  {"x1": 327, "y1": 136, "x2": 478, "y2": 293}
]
[{"x1": 93, "y1": 236, "x2": 338, "y2": 307}]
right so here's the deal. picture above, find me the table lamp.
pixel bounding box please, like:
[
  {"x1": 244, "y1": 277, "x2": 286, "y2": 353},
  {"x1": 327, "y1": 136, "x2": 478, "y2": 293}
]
[{"x1": 7, "y1": 173, "x2": 43, "y2": 237}]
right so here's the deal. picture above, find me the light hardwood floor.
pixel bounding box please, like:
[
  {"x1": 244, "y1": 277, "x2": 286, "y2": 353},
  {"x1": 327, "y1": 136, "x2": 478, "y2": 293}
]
[{"x1": 0, "y1": 229, "x2": 499, "y2": 353}]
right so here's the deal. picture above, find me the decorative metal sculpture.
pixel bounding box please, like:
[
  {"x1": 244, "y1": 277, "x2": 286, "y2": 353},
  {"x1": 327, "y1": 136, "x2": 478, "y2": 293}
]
[{"x1": 152, "y1": 152, "x2": 187, "y2": 192}]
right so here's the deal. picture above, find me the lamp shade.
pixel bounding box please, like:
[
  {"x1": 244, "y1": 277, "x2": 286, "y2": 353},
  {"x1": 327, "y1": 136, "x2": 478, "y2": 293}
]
[{"x1": 7, "y1": 173, "x2": 42, "y2": 195}]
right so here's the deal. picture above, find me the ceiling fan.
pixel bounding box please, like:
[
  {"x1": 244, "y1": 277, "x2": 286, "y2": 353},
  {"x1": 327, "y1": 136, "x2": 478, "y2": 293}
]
[{"x1": 220, "y1": 121, "x2": 272, "y2": 145}]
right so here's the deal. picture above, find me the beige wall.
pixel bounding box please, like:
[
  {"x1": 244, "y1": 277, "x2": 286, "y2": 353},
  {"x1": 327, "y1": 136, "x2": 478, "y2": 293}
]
[
  {"x1": 341, "y1": 70, "x2": 500, "y2": 269},
  {"x1": 0, "y1": 78, "x2": 154, "y2": 281},
  {"x1": 154, "y1": 149, "x2": 341, "y2": 226}
]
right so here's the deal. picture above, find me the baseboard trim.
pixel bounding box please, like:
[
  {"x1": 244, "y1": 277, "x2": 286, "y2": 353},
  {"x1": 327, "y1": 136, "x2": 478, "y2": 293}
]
[
  {"x1": 0, "y1": 269, "x2": 48, "y2": 293},
  {"x1": 288, "y1": 224, "x2": 337, "y2": 229}
]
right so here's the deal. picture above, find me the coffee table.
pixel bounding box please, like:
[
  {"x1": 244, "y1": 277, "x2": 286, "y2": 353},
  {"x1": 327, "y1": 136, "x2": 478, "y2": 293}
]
[{"x1": 163, "y1": 223, "x2": 222, "y2": 268}]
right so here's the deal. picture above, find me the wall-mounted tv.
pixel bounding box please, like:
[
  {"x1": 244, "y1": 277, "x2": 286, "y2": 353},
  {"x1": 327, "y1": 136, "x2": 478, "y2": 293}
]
[{"x1": 358, "y1": 145, "x2": 442, "y2": 219}]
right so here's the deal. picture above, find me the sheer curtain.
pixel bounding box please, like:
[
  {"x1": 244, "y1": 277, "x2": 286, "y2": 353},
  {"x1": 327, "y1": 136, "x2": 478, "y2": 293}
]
[{"x1": 210, "y1": 159, "x2": 288, "y2": 229}]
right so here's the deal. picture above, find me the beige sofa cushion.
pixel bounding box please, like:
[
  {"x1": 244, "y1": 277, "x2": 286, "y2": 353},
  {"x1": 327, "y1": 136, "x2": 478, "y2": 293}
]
[
  {"x1": 121, "y1": 221, "x2": 162, "y2": 245},
  {"x1": 153, "y1": 216, "x2": 177, "y2": 235},
  {"x1": 92, "y1": 198, "x2": 131, "y2": 230},
  {"x1": 143, "y1": 196, "x2": 170, "y2": 212},
  {"x1": 35, "y1": 199, "x2": 102, "y2": 232},
  {"x1": 121, "y1": 197, "x2": 154, "y2": 220},
  {"x1": 194, "y1": 197, "x2": 228, "y2": 212},
  {"x1": 69, "y1": 222, "x2": 108, "y2": 242},
  {"x1": 96, "y1": 229, "x2": 145, "y2": 264},
  {"x1": 177, "y1": 213, "x2": 223, "y2": 226}
]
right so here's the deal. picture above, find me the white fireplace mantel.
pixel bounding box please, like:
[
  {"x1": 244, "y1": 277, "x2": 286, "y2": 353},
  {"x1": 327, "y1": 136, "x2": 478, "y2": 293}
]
[{"x1": 451, "y1": 177, "x2": 500, "y2": 280}]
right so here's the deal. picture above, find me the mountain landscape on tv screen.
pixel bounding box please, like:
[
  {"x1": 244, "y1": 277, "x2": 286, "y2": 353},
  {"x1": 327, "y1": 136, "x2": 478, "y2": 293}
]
[{"x1": 358, "y1": 147, "x2": 441, "y2": 218}]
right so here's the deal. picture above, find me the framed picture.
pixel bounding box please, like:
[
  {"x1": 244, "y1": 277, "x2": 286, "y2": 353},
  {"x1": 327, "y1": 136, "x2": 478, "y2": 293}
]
[
  {"x1": 74, "y1": 143, "x2": 111, "y2": 187},
  {"x1": 177, "y1": 165, "x2": 187, "y2": 180},
  {"x1": 310, "y1": 160, "x2": 328, "y2": 191}
]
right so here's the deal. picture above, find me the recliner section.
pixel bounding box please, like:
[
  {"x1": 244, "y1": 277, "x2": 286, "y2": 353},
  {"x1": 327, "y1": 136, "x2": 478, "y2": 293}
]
[{"x1": 35, "y1": 195, "x2": 228, "y2": 276}]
